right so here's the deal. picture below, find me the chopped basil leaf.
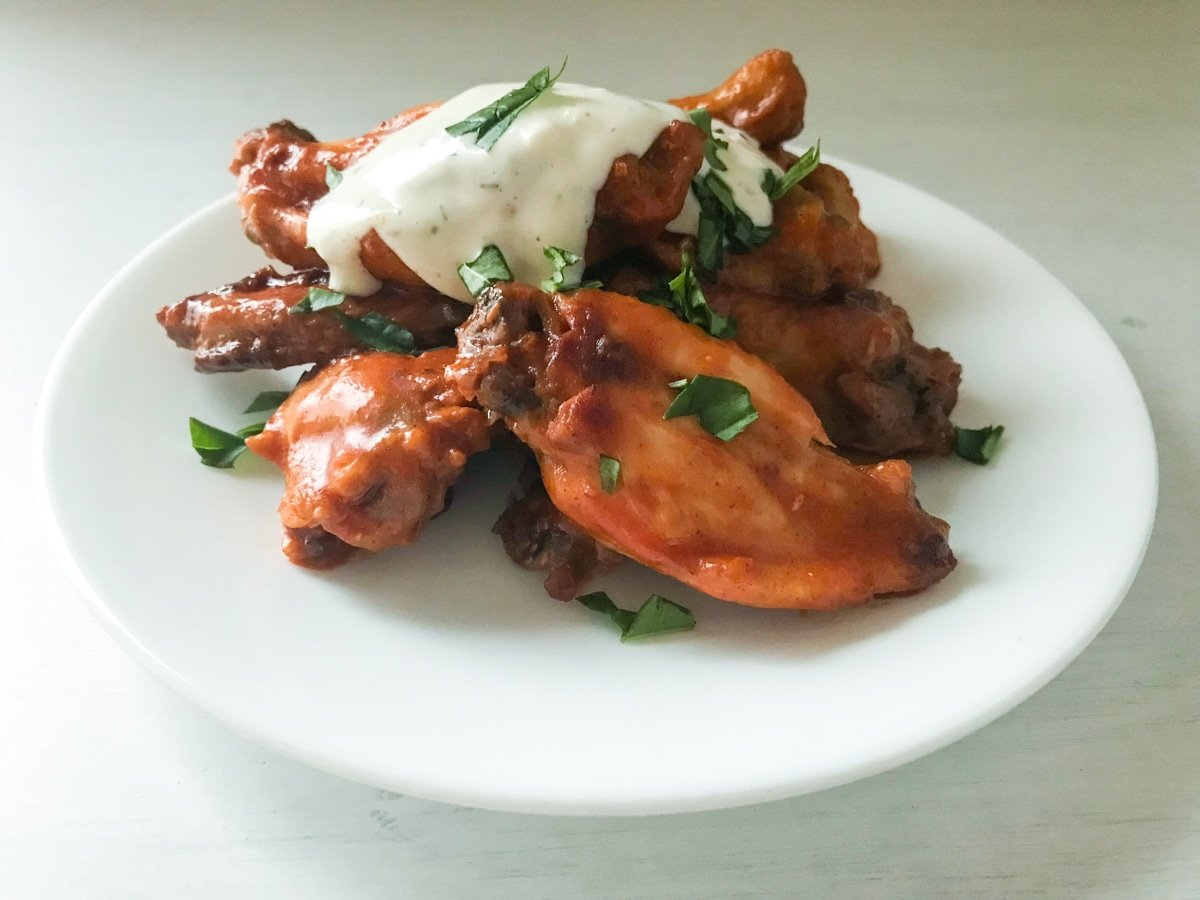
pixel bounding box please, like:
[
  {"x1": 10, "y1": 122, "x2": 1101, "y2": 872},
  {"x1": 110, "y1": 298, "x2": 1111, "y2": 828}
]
[
  {"x1": 688, "y1": 108, "x2": 728, "y2": 172},
  {"x1": 290, "y1": 287, "x2": 346, "y2": 315},
  {"x1": 325, "y1": 163, "x2": 344, "y2": 190},
  {"x1": 691, "y1": 171, "x2": 774, "y2": 273},
  {"x1": 623, "y1": 595, "x2": 696, "y2": 641},
  {"x1": 189, "y1": 417, "x2": 251, "y2": 468},
  {"x1": 954, "y1": 424, "x2": 1005, "y2": 464},
  {"x1": 540, "y1": 245, "x2": 582, "y2": 292},
  {"x1": 598, "y1": 454, "x2": 621, "y2": 493},
  {"x1": 637, "y1": 250, "x2": 735, "y2": 338},
  {"x1": 333, "y1": 310, "x2": 417, "y2": 354},
  {"x1": 236, "y1": 421, "x2": 267, "y2": 439},
  {"x1": 664, "y1": 375, "x2": 759, "y2": 441},
  {"x1": 457, "y1": 245, "x2": 514, "y2": 297},
  {"x1": 761, "y1": 141, "x2": 820, "y2": 201},
  {"x1": 288, "y1": 288, "x2": 415, "y2": 353},
  {"x1": 576, "y1": 591, "x2": 695, "y2": 642},
  {"x1": 695, "y1": 206, "x2": 726, "y2": 273},
  {"x1": 577, "y1": 591, "x2": 636, "y2": 632},
  {"x1": 445, "y1": 61, "x2": 566, "y2": 150},
  {"x1": 242, "y1": 391, "x2": 290, "y2": 414}
]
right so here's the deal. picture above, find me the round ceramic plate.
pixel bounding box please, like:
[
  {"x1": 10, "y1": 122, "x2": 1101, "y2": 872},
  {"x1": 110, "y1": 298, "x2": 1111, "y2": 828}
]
[{"x1": 35, "y1": 161, "x2": 1157, "y2": 815}]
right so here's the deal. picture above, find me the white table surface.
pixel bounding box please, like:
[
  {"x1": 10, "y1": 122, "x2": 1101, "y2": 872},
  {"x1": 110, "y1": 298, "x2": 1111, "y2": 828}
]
[{"x1": 4, "y1": 1, "x2": 1197, "y2": 896}]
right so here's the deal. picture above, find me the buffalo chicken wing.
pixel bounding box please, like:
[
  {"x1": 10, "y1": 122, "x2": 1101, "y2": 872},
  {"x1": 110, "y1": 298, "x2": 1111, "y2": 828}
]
[
  {"x1": 246, "y1": 348, "x2": 491, "y2": 567},
  {"x1": 452, "y1": 284, "x2": 955, "y2": 610},
  {"x1": 157, "y1": 267, "x2": 466, "y2": 372}
]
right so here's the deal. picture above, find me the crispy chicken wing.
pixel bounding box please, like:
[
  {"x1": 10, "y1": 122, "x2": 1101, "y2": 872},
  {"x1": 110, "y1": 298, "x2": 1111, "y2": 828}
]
[
  {"x1": 606, "y1": 269, "x2": 958, "y2": 457},
  {"x1": 246, "y1": 348, "x2": 491, "y2": 568},
  {"x1": 157, "y1": 267, "x2": 467, "y2": 372},
  {"x1": 452, "y1": 284, "x2": 954, "y2": 610}
]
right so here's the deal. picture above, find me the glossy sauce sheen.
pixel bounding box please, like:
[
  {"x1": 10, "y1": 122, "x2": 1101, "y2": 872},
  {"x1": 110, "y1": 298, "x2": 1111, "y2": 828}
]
[{"x1": 307, "y1": 82, "x2": 783, "y2": 303}]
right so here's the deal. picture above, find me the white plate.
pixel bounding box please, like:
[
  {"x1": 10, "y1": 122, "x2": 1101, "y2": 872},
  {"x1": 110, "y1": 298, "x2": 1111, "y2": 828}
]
[{"x1": 35, "y1": 161, "x2": 1157, "y2": 815}]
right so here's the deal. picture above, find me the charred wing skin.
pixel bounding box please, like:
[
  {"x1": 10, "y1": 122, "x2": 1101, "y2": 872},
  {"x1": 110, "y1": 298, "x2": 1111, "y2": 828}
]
[
  {"x1": 493, "y1": 455, "x2": 625, "y2": 601},
  {"x1": 452, "y1": 284, "x2": 954, "y2": 610},
  {"x1": 670, "y1": 49, "x2": 808, "y2": 147},
  {"x1": 245, "y1": 348, "x2": 491, "y2": 566},
  {"x1": 156, "y1": 267, "x2": 468, "y2": 372}
]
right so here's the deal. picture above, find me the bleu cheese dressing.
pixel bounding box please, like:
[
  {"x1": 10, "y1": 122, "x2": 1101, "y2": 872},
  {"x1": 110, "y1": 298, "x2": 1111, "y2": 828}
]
[{"x1": 307, "y1": 82, "x2": 783, "y2": 304}]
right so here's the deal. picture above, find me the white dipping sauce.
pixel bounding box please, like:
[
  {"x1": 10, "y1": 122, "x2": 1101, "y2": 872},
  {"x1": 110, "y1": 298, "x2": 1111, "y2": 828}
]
[{"x1": 307, "y1": 81, "x2": 783, "y2": 303}]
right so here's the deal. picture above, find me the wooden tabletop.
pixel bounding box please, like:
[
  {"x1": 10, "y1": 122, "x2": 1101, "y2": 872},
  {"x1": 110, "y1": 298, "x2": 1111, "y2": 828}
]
[{"x1": 5, "y1": 1, "x2": 1197, "y2": 895}]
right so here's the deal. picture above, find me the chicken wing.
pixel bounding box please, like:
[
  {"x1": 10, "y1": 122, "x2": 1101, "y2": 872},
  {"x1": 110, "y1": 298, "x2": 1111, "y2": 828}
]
[
  {"x1": 157, "y1": 267, "x2": 467, "y2": 372},
  {"x1": 246, "y1": 348, "x2": 491, "y2": 567},
  {"x1": 651, "y1": 161, "x2": 880, "y2": 300},
  {"x1": 232, "y1": 112, "x2": 703, "y2": 285},
  {"x1": 606, "y1": 268, "x2": 958, "y2": 457},
  {"x1": 232, "y1": 106, "x2": 437, "y2": 274},
  {"x1": 229, "y1": 51, "x2": 816, "y2": 289},
  {"x1": 669, "y1": 48, "x2": 807, "y2": 147},
  {"x1": 452, "y1": 284, "x2": 954, "y2": 610}
]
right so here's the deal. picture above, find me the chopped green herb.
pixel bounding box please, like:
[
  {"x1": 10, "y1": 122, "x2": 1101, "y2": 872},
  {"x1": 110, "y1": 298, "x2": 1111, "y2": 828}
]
[
  {"x1": 954, "y1": 424, "x2": 1005, "y2": 464},
  {"x1": 457, "y1": 245, "x2": 514, "y2": 297},
  {"x1": 688, "y1": 108, "x2": 728, "y2": 172},
  {"x1": 189, "y1": 417, "x2": 254, "y2": 468},
  {"x1": 664, "y1": 375, "x2": 759, "y2": 441},
  {"x1": 325, "y1": 163, "x2": 344, "y2": 190},
  {"x1": 333, "y1": 310, "x2": 417, "y2": 354},
  {"x1": 538, "y1": 245, "x2": 604, "y2": 292},
  {"x1": 576, "y1": 591, "x2": 695, "y2": 642},
  {"x1": 623, "y1": 595, "x2": 696, "y2": 641},
  {"x1": 577, "y1": 591, "x2": 635, "y2": 632},
  {"x1": 761, "y1": 141, "x2": 820, "y2": 201},
  {"x1": 289, "y1": 287, "x2": 346, "y2": 315},
  {"x1": 242, "y1": 391, "x2": 291, "y2": 415},
  {"x1": 445, "y1": 61, "x2": 566, "y2": 150},
  {"x1": 691, "y1": 171, "x2": 774, "y2": 273},
  {"x1": 598, "y1": 454, "x2": 621, "y2": 493},
  {"x1": 638, "y1": 250, "x2": 735, "y2": 338}
]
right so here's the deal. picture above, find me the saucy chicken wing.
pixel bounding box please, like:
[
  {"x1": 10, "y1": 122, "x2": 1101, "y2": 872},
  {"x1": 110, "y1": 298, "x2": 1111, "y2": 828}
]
[
  {"x1": 452, "y1": 284, "x2": 955, "y2": 610},
  {"x1": 233, "y1": 113, "x2": 702, "y2": 286},
  {"x1": 669, "y1": 48, "x2": 807, "y2": 147},
  {"x1": 229, "y1": 51, "x2": 821, "y2": 295},
  {"x1": 606, "y1": 269, "x2": 958, "y2": 457},
  {"x1": 246, "y1": 348, "x2": 492, "y2": 568},
  {"x1": 651, "y1": 162, "x2": 881, "y2": 300},
  {"x1": 232, "y1": 106, "x2": 437, "y2": 275},
  {"x1": 157, "y1": 267, "x2": 467, "y2": 372}
]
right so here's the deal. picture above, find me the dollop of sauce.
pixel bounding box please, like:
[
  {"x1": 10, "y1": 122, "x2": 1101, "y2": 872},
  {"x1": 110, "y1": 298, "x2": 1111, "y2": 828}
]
[{"x1": 308, "y1": 82, "x2": 783, "y2": 303}]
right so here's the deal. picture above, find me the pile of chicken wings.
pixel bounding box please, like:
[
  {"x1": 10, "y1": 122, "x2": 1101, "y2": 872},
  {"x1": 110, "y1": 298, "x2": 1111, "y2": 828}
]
[{"x1": 158, "y1": 51, "x2": 960, "y2": 610}]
